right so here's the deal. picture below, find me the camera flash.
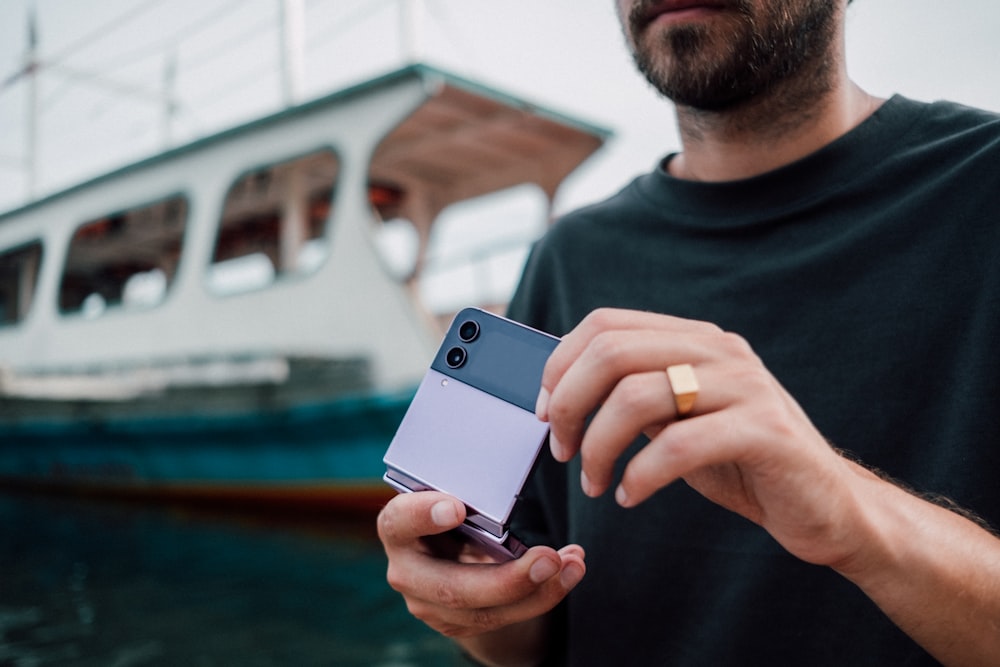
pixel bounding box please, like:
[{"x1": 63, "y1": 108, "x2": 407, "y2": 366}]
[{"x1": 441, "y1": 379, "x2": 449, "y2": 387}]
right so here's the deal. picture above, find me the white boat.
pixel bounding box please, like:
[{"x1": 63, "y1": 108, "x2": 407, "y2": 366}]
[{"x1": 0, "y1": 64, "x2": 608, "y2": 511}]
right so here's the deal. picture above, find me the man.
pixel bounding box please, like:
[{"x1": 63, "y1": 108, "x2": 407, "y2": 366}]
[{"x1": 378, "y1": 0, "x2": 1000, "y2": 664}]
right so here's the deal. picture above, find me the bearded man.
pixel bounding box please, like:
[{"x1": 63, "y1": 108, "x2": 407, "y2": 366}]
[{"x1": 378, "y1": 1, "x2": 1000, "y2": 664}]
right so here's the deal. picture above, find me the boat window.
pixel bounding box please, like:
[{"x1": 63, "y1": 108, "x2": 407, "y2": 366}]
[
  {"x1": 369, "y1": 181, "x2": 419, "y2": 281},
  {"x1": 58, "y1": 195, "x2": 188, "y2": 317},
  {"x1": 0, "y1": 240, "x2": 43, "y2": 327},
  {"x1": 419, "y1": 184, "x2": 548, "y2": 316},
  {"x1": 207, "y1": 149, "x2": 338, "y2": 296}
]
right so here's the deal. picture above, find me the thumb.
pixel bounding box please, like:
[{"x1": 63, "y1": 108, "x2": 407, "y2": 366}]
[{"x1": 378, "y1": 491, "x2": 467, "y2": 548}]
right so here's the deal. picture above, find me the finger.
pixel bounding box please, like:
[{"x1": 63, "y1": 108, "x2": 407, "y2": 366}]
[
  {"x1": 377, "y1": 490, "x2": 466, "y2": 550},
  {"x1": 456, "y1": 551, "x2": 587, "y2": 629},
  {"x1": 409, "y1": 548, "x2": 587, "y2": 637},
  {"x1": 558, "y1": 543, "x2": 586, "y2": 561},
  {"x1": 539, "y1": 309, "x2": 720, "y2": 420},
  {"x1": 614, "y1": 411, "x2": 747, "y2": 508},
  {"x1": 537, "y1": 309, "x2": 720, "y2": 462},
  {"x1": 577, "y1": 370, "x2": 666, "y2": 496},
  {"x1": 579, "y1": 363, "x2": 745, "y2": 496},
  {"x1": 389, "y1": 542, "x2": 569, "y2": 609},
  {"x1": 378, "y1": 493, "x2": 579, "y2": 610},
  {"x1": 546, "y1": 329, "x2": 715, "y2": 462}
]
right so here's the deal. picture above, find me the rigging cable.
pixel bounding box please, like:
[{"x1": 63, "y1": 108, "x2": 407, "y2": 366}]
[
  {"x1": 181, "y1": 13, "x2": 276, "y2": 75},
  {"x1": 40, "y1": 0, "x2": 249, "y2": 112},
  {"x1": 83, "y1": 0, "x2": 247, "y2": 75},
  {"x1": 46, "y1": 0, "x2": 165, "y2": 65}
]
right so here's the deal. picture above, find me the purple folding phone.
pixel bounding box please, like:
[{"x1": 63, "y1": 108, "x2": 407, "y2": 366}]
[{"x1": 383, "y1": 307, "x2": 559, "y2": 561}]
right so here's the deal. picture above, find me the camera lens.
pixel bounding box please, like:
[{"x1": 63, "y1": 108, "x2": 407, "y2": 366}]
[
  {"x1": 445, "y1": 346, "x2": 467, "y2": 369},
  {"x1": 458, "y1": 320, "x2": 480, "y2": 343}
]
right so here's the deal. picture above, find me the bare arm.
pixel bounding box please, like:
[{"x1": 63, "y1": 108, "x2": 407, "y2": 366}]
[{"x1": 832, "y1": 462, "x2": 1000, "y2": 666}]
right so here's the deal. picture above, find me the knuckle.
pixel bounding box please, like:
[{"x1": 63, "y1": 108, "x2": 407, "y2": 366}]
[
  {"x1": 718, "y1": 331, "x2": 756, "y2": 359},
  {"x1": 587, "y1": 331, "x2": 627, "y2": 366},
  {"x1": 384, "y1": 562, "x2": 408, "y2": 594},
  {"x1": 730, "y1": 363, "x2": 784, "y2": 415},
  {"x1": 432, "y1": 581, "x2": 468, "y2": 609},
  {"x1": 736, "y1": 363, "x2": 772, "y2": 394},
  {"x1": 612, "y1": 373, "x2": 653, "y2": 411},
  {"x1": 660, "y1": 426, "x2": 697, "y2": 461},
  {"x1": 751, "y1": 402, "x2": 797, "y2": 438},
  {"x1": 583, "y1": 307, "x2": 618, "y2": 331},
  {"x1": 694, "y1": 319, "x2": 725, "y2": 335},
  {"x1": 469, "y1": 606, "x2": 503, "y2": 632}
]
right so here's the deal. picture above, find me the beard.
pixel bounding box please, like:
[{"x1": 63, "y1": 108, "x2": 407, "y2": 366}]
[{"x1": 626, "y1": 0, "x2": 839, "y2": 112}]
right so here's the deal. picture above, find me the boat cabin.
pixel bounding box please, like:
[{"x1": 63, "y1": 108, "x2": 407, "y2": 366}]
[
  {"x1": 0, "y1": 65, "x2": 607, "y2": 401},
  {"x1": 0, "y1": 65, "x2": 608, "y2": 504}
]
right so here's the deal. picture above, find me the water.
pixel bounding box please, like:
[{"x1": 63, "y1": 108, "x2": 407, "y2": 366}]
[{"x1": 0, "y1": 493, "x2": 462, "y2": 666}]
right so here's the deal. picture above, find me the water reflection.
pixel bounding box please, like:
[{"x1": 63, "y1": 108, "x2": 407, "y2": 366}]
[{"x1": 0, "y1": 493, "x2": 459, "y2": 666}]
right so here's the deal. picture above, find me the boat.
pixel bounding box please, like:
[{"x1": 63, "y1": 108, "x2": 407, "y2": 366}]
[{"x1": 0, "y1": 63, "x2": 609, "y2": 512}]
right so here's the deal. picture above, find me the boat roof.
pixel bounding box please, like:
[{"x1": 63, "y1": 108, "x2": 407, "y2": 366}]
[{"x1": 1, "y1": 63, "x2": 612, "y2": 222}]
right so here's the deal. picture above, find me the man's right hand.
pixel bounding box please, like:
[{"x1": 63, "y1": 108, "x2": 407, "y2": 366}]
[{"x1": 377, "y1": 490, "x2": 585, "y2": 653}]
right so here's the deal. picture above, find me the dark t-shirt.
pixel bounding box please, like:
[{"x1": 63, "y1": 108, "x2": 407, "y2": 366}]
[{"x1": 506, "y1": 95, "x2": 1000, "y2": 666}]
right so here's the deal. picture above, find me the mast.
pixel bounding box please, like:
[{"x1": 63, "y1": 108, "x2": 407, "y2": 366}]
[
  {"x1": 161, "y1": 51, "x2": 177, "y2": 148},
  {"x1": 24, "y1": 3, "x2": 39, "y2": 199},
  {"x1": 399, "y1": 0, "x2": 425, "y2": 63},
  {"x1": 278, "y1": 0, "x2": 306, "y2": 106}
]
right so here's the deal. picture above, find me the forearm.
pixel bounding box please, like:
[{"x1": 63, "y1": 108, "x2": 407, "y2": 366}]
[
  {"x1": 836, "y1": 461, "x2": 1000, "y2": 666},
  {"x1": 456, "y1": 614, "x2": 551, "y2": 667}
]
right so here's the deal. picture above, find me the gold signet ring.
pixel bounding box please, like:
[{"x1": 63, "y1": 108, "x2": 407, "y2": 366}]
[{"x1": 666, "y1": 364, "x2": 699, "y2": 417}]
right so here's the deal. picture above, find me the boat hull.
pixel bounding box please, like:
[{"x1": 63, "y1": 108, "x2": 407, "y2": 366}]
[{"x1": 0, "y1": 389, "x2": 410, "y2": 513}]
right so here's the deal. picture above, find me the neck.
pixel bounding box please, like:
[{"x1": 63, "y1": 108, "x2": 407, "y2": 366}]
[{"x1": 668, "y1": 68, "x2": 883, "y2": 182}]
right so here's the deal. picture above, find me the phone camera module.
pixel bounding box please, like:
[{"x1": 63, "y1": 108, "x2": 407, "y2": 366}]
[
  {"x1": 458, "y1": 320, "x2": 480, "y2": 343},
  {"x1": 445, "y1": 346, "x2": 467, "y2": 369}
]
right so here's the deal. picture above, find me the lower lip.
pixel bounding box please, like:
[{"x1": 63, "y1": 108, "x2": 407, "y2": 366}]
[{"x1": 648, "y1": 6, "x2": 725, "y2": 27}]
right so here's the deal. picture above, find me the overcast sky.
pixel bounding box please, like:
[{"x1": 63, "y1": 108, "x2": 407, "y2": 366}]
[{"x1": 1, "y1": 0, "x2": 998, "y2": 216}]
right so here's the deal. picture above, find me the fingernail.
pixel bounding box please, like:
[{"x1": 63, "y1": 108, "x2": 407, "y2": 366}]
[
  {"x1": 558, "y1": 544, "x2": 585, "y2": 559},
  {"x1": 581, "y1": 470, "x2": 595, "y2": 497},
  {"x1": 535, "y1": 387, "x2": 550, "y2": 420},
  {"x1": 615, "y1": 485, "x2": 630, "y2": 508},
  {"x1": 529, "y1": 557, "x2": 559, "y2": 584},
  {"x1": 560, "y1": 563, "x2": 584, "y2": 589},
  {"x1": 431, "y1": 500, "x2": 459, "y2": 527}
]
